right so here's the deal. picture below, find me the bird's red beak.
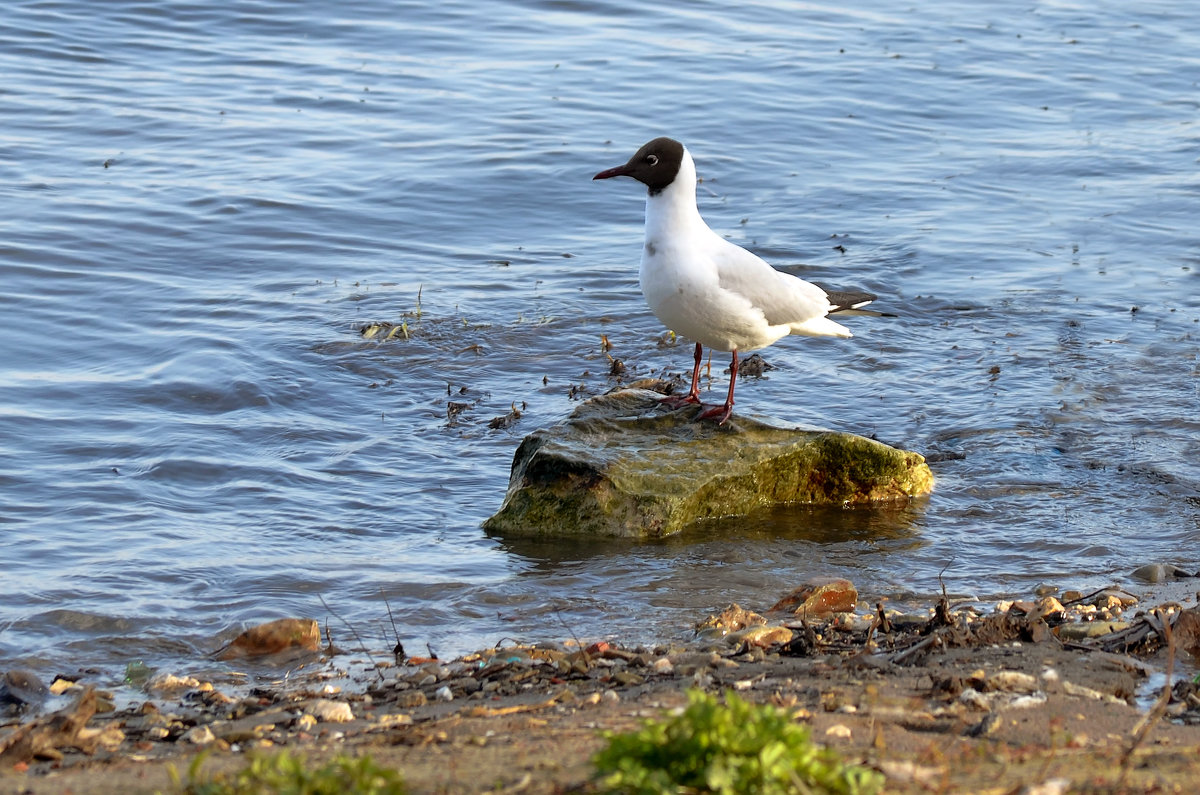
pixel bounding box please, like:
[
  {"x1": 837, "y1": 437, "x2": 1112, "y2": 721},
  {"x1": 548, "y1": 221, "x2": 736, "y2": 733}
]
[{"x1": 593, "y1": 164, "x2": 630, "y2": 180}]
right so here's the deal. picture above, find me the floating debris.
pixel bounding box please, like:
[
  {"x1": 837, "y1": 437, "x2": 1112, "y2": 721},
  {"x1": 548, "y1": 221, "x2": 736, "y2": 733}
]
[
  {"x1": 735, "y1": 353, "x2": 774, "y2": 377},
  {"x1": 358, "y1": 321, "x2": 409, "y2": 340},
  {"x1": 487, "y1": 402, "x2": 523, "y2": 430}
]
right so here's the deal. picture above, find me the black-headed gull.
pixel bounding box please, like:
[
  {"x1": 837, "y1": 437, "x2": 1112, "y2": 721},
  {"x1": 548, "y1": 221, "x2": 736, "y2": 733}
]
[{"x1": 593, "y1": 136, "x2": 877, "y2": 424}]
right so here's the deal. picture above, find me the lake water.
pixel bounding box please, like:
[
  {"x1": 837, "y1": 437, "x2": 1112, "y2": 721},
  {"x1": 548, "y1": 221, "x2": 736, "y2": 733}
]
[{"x1": 2, "y1": 0, "x2": 1198, "y2": 685}]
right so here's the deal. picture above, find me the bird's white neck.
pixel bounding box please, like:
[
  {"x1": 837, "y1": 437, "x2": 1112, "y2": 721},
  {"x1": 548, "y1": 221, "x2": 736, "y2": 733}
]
[{"x1": 643, "y1": 148, "x2": 707, "y2": 242}]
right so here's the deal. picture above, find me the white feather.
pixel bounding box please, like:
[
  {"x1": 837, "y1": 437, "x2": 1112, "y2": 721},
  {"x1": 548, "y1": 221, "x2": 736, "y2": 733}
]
[{"x1": 638, "y1": 146, "x2": 850, "y2": 353}]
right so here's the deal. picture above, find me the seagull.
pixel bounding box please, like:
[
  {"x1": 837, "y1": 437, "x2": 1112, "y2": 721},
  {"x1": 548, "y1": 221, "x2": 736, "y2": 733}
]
[{"x1": 593, "y1": 136, "x2": 878, "y2": 424}]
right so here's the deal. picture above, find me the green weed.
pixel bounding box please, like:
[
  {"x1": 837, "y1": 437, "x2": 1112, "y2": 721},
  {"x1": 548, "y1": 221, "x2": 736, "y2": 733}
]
[
  {"x1": 592, "y1": 689, "x2": 882, "y2": 795},
  {"x1": 169, "y1": 749, "x2": 406, "y2": 795}
]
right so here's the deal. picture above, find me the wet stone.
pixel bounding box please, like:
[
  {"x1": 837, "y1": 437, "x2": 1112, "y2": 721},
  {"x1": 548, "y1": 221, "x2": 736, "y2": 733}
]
[
  {"x1": 182, "y1": 725, "x2": 217, "y2": 745},
  {"x1": 443, "y1": 677, "x2": 481, "y2": 694},
  {"x1": 728, "y1": 625, "x2": 794, "y2": 647},
  {"x1": 215, "y1": 618, "x2": 321, "y2": 661},
  {"x1": 1093, "y1": 588, "x2": 1138, "y2": 607},
  {"x1": 304, "y1": 699, "x2": 354, "y2": 723},
  {"x1": 1131, "y1": 563, "x2": 1195, "y2": 583},
  {"x1": 695, "y1": 604, "x2": 767, "y2": 635},
  {"x1": 613, "y1": 671, "x2": 644, "y2": 687},
  {"x1": 1035, "y1": 596, "x2": 1066, "y2": 619},
  {"x1": 483, "y1": 389, "x2": 934, "y2": 538},
  {"x1": 0, "y1": 670, "x2": 49, "y2": 713},
  {"x1": 771, "y1": 578, "x2": 859, "y2": 618},
  {"x1": 1169, "y1": 609, "x2": 1200, "y2": 657}
]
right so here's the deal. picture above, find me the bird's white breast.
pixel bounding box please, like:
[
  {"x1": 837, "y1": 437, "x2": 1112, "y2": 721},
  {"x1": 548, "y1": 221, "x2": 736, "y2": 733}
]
[{"x1": 636, "y1": 152, "x2": 807, "y2": 352}]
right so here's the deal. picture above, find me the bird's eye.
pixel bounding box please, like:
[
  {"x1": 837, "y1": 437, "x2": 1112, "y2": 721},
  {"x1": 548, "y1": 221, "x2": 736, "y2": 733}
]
[{"x1": 645, "y1": 154, "x2": 659, "y2": 166}]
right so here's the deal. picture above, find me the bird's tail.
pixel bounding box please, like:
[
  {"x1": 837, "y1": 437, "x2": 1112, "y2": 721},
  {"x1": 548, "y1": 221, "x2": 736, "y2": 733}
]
[{"x1": 823, "y1": 289, "x2": 896, "y2": 318}]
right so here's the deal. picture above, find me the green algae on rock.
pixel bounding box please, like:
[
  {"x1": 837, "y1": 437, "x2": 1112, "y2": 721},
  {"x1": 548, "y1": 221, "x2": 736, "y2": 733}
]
[{"x1": 483, "y1": 389, "x2": 934, "y2": 538}]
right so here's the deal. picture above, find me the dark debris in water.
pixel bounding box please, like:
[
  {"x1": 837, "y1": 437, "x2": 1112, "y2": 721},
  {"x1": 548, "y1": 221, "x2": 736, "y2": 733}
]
[
  {"x1": 735, "y1": 353, "x2": 775, "y2": 378},
  {"x1": 357, "y1": 320, "x2": 411, "y2": 341},
  {"x1": 488, "y1": 402, "x2": 524, "y2": 430}
]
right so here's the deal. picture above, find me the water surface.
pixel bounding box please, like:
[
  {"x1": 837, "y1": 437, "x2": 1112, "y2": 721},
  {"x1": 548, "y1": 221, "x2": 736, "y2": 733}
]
[{"x1": 1, "y1": 0, "x2": 1198, "y2": 684}]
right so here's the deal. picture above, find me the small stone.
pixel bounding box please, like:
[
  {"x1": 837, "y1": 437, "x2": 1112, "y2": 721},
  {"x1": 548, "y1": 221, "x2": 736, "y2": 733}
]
[
  {"x1": 959, "y1": 688, "x2": 991, "y2": 711},
  {"x1": 376, "y1": 713, "x2": 413, "y2": 727},
  {"x1": 650, "y1": 658, "x2": 674, "y2": 674},
  {"x1": 146, "y1": 673, "x2": 204, "y2": 693},
  {"x1": 182, "y1": 725, "x2": 216, "y2": 745},
  {"x1": 1170, "y1": 610, "x2": 1200, "y2": 657},
  {"x1": 601, "y1": 689, "x2": 620, "y2": 704},
  {"x1": 1131, "y1": 563, "x2": 1193, "y2": 583},
  {"x1": 49, "y1": 678, "x2": 79, "y2": 696},
  {"x1": 1092, "y1": 588, "x2": 1138, "y2": 608},
  {"x1": 825, "y1": 724, "x2": 852, "y2": 739},
  {"x1": 446, "y1": 676, "x2": 481, "y2": 693},
  {"x1": 1024, "y1": 778, "x2": 1071, "y2": 795},
  {"x1": 215, "y1": 618, "x2": 321, "y2": 660},
  {"x1": 1010, "y1": 693, "x2": 1048, "y2": 709},
  {"x1": 830, "y1": 613, "x2": 873, "y2": 631},
  {"x1": 1035, "y1": 596, "x2": 1065, "y2": 617},
  {"x1": 396, "y1": 690, "x2": 427, "y2": 708},
  {"x1": 695, "y1": 604, "x2": 767, "y2": 634},
  {"x1": 730, "y1": 625, "x2": 794, "y2": 648},
  {"x1": 435, "y1": 686, "x2": 453, "y2": 702},
  {"x1": 1061, "y1": 590, "x2": 1084, "y2": 603},
  {"x1": 1062, "y1": 681, "x2": 1116, "y2": 702},
  {"x1": 613, "y1": 671, "x2": 644, "y2": 687},
  {"x1": 0, "y1": 670, "x2": 49, "y2": 710},
  {"x1": 890, "y1": 613, "x2": 931, "y2": 631},
  {"x1": 879, "y1": 760, "x2": 944, "y2": 787},
  {"x1": 306, "y1": 699, "x2": 354, "y2": 723},
  {"x1": 76, "y1": 723, "x2": 126, "y2": 751},
  {"x1": 1033, "y1": 583, "x2": 1059, "y2": 597},
  {"x1": 770, "y1": 577, "x2": 858, "y2": 618},
  {"x1": 989, "y1": 671, "x2": 1038, "y2": 693}
]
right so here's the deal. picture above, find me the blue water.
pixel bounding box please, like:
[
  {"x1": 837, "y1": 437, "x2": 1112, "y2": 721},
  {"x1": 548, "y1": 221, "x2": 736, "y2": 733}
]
[{"x1": 2, "y1": 0, "x2": 1198, "y2": 685}]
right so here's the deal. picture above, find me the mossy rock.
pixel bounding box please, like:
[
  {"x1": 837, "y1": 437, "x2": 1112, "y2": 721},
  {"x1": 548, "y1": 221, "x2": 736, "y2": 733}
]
[{"x1": 483, "y1": 389, "x2": 934, "y2": 539}]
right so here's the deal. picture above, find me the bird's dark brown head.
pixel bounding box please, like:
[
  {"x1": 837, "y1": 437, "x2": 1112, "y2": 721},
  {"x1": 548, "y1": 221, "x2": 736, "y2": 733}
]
[{"x1": 593, "y1": 137, "x2": 685, "y2": 195}]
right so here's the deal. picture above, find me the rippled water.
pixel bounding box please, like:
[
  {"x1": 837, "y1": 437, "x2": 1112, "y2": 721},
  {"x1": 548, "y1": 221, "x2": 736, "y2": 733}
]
[{"x1": 2, "y1": 0, "x2": 1198, "y2": 685}]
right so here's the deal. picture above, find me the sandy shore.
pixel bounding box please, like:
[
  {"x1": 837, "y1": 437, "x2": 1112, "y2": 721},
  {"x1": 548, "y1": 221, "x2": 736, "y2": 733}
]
[{"x1": 4, "y1": 579, "x2": 1200, "y2": 794}]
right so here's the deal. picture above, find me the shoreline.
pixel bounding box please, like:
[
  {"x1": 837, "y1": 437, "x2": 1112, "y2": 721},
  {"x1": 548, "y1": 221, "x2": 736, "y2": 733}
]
[{"x1": 4, "y1": 576, "x2": 1200, "y2": 793}]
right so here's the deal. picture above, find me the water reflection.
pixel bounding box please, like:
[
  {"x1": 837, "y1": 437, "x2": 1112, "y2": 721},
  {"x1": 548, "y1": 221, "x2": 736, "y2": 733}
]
[{"x1": 493, "y1": 499, "x2": 928, "y2": 573}]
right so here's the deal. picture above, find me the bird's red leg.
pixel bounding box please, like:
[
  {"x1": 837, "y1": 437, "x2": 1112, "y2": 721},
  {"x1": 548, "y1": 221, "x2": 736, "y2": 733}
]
[
  {"x1": 661, "y1": 341, "x2": 703, "y2": 408},
  {"x1": 697, "y1": 349, "x2": 737, "y2": 424}
]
